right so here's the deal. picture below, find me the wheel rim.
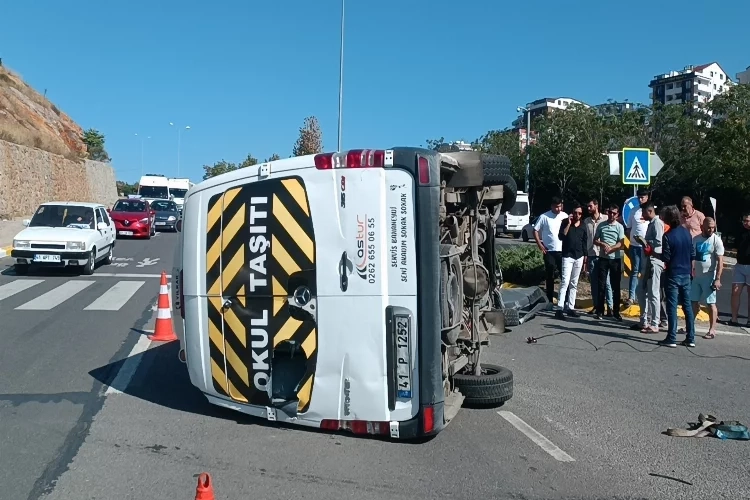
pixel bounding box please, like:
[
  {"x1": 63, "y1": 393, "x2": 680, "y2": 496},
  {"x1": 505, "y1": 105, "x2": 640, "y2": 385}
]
[{"x1": 90, "y1": 253, "x2": 94, "y2": 268}]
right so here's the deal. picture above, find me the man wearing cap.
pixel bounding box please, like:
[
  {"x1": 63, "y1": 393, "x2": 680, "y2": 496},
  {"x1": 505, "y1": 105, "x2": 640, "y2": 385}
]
[{"x1": 624, "y1": 188, "x2": 651, "y2": 306}]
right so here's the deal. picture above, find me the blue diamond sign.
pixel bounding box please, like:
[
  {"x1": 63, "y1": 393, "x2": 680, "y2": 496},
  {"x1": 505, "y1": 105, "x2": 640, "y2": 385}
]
[{"x1": 622, "y1": 148, "x2": 651, "y2": 186}]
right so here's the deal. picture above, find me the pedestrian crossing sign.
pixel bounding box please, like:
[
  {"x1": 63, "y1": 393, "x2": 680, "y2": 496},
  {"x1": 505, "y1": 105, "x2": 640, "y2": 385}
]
[{"x1": 622, "y1": 148, "x2": 651, "y2": 185}]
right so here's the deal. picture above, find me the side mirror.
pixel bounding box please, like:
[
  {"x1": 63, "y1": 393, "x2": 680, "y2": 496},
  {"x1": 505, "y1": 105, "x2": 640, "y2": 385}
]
[
  {"x1": 150, "y1": 210, "x2": 156, "y2": 216},
  {"x1": 106, "y1": 208, "x2": 111, "y2": 213},
  {"x1": 22, "y1": 219, "x2": 30, "y2": 227},
  {"x1": 97, "y1": 222, "x2": 108, "y2": 231}
]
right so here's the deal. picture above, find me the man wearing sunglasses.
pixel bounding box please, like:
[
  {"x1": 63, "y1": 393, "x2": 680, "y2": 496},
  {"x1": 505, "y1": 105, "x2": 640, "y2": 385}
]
[
  {"x1": 593, "y1": 204, "x2": 626, "y2": 321},
  {"x1": 555, "y1": 202, "x2": 588, "y2": 319}
]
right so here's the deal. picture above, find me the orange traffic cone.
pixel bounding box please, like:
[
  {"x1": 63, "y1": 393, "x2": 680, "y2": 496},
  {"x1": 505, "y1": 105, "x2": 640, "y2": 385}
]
[
  {"x1": 148, "y1": 271, "x2": 177, "y2": 342},
  {"x1": 194, "y1": 472, "x2": 215, "y2": 500}
]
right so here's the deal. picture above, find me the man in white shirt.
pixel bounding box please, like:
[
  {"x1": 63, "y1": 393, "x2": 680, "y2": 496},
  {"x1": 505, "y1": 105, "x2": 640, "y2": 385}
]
[
  {"x1": 625, "y1": 188, "x2": 651, "y2": 305},
  {"x1": 534, "y1": 196, "x2": 568, "y2": 302}
]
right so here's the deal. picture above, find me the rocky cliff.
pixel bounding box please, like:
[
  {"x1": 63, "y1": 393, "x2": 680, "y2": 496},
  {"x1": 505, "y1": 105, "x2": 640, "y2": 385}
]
[
  {"x1": 0, "y1": 140, "x2": 118, "y2": 218},
  {"x1": 0, "y1": 65, "x2": 117, "y2": 217},
  {"x1": 0, "y1": 66, "x2": 87, "y2": 159}
]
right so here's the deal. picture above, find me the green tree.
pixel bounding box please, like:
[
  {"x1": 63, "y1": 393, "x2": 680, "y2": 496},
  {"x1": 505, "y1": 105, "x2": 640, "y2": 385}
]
[
  {"x1": 265, "y1": 153, "x2": 281, "y2": 162},
  {"x1": 115, "y1": 181, "x2": 138, "y2": 195},
  {"x1": 82, "y1": 128, "x2": 110, "y2": 162},
  {"x1": 531, "y1": 104, "x2": 609, "y2": 202},
  {"x1": 202, "y1": 160, "x2": 237, "y2": 180},
  {"x1": 238, "y1": 153, "x2": 258, "y2": 169},
  {"x1": 702, "y1": 83, "x2": 750, "y2": 192},
  {"x1": 292, "y1": 116, "x2": 323, "y2": 156}
]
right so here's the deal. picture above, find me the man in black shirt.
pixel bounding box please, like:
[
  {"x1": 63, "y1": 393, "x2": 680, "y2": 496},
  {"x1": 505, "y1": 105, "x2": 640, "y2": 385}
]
[
  {"x1": 729, "y1": 212, "x2": 750, "y2": 326},
  {"x1": 555, "y1": 202, "x2": 588, "y2": 319}
]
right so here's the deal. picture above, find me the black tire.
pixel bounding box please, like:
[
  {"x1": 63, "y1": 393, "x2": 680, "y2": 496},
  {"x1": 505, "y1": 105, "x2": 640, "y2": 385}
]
[
  {"x1": 82, "y1": 249, "x2": 96, "y2": 275},
  {"x1": 480, "y1": 154, "x2": 517, "y2": 214},
  {"x1": 454, "y1": 363, "x2": 513, "y2": 406},
  {"x1": 502, "y1": 308, "x2": 520, "y2": 327},
  {"x1": 522, "y1": 231, "x2": 529, "y2": 242},
  {"x1": 14, "y1": 264, "x2": 29, "y2": 276}
]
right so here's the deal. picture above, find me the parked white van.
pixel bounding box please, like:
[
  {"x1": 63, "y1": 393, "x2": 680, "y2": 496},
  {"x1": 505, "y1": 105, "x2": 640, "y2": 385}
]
[
  {"x1": 497, "y1": 191, "x2": 530, "y2": 239},
  {"x1": 173, "y1": 148, "x2": 517, "y2": 440}
]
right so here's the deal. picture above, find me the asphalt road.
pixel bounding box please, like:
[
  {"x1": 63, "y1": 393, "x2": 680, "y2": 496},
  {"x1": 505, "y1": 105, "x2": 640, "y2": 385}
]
[
  {"x1": 2, "y1": 231, "x2": 749, "y2": 499},
  {"x1": 0, "y1": 230, "x2": 178, "y2": 500}
]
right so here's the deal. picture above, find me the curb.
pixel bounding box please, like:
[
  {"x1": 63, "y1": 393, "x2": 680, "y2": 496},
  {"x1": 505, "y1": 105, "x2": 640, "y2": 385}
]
[{"x1": 0, "y1": 245, "x2": 11, "y2": 258}]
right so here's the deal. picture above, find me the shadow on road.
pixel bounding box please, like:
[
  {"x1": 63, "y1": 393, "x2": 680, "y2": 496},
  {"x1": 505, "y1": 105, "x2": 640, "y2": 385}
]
[
  {"x1": 89, "y1": 340, "x2": 248, "y2": 423},
  {"x1": 88, "y1": 338, "x2": 440, "y2": 444}
]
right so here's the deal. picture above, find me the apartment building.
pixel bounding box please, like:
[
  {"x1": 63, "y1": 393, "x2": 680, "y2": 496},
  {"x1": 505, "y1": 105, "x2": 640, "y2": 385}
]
[
  {"x1": 593, "y1": 101, "x2": 648, "y2": 116},
  {"x1": 737, "y1": 66, "x2": 750, "y2": 85},
  {"x1": 648, "y1": 62, "x2": 733, "y2": 108},
  {"x1": 513, "y1": 97, "x2": 589, "y2": 128}
]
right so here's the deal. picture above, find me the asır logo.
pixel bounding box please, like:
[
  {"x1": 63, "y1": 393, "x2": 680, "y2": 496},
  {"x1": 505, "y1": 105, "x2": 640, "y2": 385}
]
[{"x1": 355, "y1": 215, "x2": 368, "y2": 279}]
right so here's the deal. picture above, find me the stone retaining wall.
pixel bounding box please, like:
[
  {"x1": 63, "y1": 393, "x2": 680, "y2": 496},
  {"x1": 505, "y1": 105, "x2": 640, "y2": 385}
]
[{"x1": 0, "y1": 139, "x2": 118, "y2": 218}]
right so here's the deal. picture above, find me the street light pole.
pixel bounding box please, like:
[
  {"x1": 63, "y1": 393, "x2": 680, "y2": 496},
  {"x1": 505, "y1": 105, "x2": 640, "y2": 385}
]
[
  {"x1": 517, "y1": 106, "x2": 531, "y2": 193},
  {"x1": 135, "y1": 133, "x2": 150, "y2": 177},
  {"x1": 337, "y1": 0, "x2": 345, "y2": 152},
  {"x1": 170, "y1": 123, "x2": 190, "y2": 177}
]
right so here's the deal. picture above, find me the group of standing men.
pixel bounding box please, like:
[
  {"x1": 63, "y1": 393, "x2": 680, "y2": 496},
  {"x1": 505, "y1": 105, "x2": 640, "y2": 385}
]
[{"x1": 533, "y1": 191, "x2": 731, "y2": 348}]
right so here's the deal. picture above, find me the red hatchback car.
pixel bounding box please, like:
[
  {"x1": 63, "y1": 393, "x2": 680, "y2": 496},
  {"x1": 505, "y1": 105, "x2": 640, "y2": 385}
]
[{"x1": 108, "y1": 198, "x2": 156, "y2": 239}]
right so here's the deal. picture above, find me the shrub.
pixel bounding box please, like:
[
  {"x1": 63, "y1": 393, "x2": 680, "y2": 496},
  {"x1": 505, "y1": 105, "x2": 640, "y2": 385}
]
[{"x1": 497, "y1": 245, "x2": 545, "y2": 286}]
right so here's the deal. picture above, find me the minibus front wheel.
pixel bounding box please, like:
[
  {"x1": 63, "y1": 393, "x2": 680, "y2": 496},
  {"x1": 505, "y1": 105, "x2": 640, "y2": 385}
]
[{"x1": 453, "y1": 363, "x2": 513, "y2": 406}]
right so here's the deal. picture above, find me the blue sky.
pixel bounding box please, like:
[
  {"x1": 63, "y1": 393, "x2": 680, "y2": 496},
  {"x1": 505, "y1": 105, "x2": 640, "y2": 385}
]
[{"x1": 2, "y1": 0, "x2": 748, "y2": 183}]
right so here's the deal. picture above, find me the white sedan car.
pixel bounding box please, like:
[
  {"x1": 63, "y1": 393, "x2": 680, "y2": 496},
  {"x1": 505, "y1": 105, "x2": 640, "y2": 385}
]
[{"x1": 10, "y1": 201, "x2": 116, "y2": 275}]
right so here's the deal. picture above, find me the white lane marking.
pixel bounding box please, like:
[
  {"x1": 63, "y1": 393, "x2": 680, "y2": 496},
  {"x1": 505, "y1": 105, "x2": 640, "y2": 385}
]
[
  {"x1": 105, "y1": 333, "x2": 153, "y2": 395},
  {"x1": 136, "y1": 257, "x2": 161, "y2": 268},
  {"x1": 0, "y1": 279, "x2": 45, "y2": 301},
  {"x1": 87, "y1": 273, "x2": 172, "y2": 278},
  {"x1": 84, "y1": 281, "x2": 146, "y2": 310},
  {"x1": 498, "y1": 411, "x2": 575, "y2": 462},
  {"x1": 15, "y1": 280, "x2": 95, "y2": 310}
]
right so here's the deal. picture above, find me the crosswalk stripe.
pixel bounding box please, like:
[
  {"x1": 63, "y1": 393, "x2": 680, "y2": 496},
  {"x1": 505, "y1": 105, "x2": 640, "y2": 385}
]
[
  {"x1": 15, "y1": 280, "x2": 96, "y2": 310},
  {"x1": 0, "y1": 279, "x2": 45, "y2": 301},
  {"x1": 84, "y1": 281, "x2": 146, "y2": 311}
]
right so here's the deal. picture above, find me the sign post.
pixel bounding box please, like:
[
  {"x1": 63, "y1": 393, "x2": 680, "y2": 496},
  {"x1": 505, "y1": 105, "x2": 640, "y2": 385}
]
[{"x1": 607, "y1": 147, "x2": 665, "y2": 278}]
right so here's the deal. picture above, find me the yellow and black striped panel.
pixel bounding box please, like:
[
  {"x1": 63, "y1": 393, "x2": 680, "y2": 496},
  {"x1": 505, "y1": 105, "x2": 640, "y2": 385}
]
[
  {"x1": 622, "y1": 238, "x2": 632, "y2": 277},
  {"x1": 206, "y1": 192, "x2": 229, "y2": 398},
  {"x1": 269, "y1": 177, "x2": 317, "y2": 413},
  {"x1": 203, "y1": 177, "x2": 318, "y2": 412}
]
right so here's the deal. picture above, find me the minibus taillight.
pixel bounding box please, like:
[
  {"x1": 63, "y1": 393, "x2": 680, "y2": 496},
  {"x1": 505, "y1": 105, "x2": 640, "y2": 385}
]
[
  {"x1": 417, "y1": 155, "x2": 430, "y2": 185},
  {"x1": 422, "y1": 405, "x2": 435, "y2": 434},
  {"x1": 320, "y1": 419, "x2": 390, "y2": 436},
  {"x1": 314, "y1": 149, "x2": 394, "y2": 170}
]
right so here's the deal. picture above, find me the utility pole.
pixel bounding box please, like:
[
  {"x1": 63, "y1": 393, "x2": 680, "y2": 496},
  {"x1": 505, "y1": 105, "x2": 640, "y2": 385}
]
[
  {"x1": 170, "y1": 123, "x2": 190, "y2": 177},
  {"x1": 517, "y1": 106, "x2": 531, "y2": 193},
  {"x1": 337, "y1": 0, "x2": 345, "y2": 152}
]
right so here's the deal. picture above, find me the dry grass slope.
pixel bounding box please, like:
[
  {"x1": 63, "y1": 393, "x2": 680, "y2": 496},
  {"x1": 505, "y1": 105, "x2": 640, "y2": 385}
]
[{"x1": 0, "y1": 66, "x2": 87, "y2": 161}]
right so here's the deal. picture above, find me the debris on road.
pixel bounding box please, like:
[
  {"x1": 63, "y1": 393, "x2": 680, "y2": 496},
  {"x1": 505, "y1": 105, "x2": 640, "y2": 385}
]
[{"x1": 666, "y1": 413, "x2": 749, "y2": 440}]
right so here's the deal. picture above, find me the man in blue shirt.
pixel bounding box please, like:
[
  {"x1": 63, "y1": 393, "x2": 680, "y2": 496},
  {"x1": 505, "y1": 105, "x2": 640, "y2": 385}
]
[{"x1": 660, "y1": 204, "x2": 696, "y2": 347}]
